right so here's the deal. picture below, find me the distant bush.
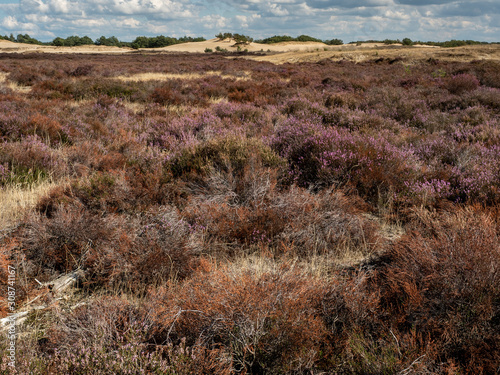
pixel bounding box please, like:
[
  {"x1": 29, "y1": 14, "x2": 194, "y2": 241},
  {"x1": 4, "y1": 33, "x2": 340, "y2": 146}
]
[
  {"x1": 94, "y1": 35, "x2": 123, "y2": 47},
  {"x1": 325, "y1": 38, "x2": 343, "y2": 45},
  {"x1": 131, "y1": 35, "x2": 205, "y2": 49},
  {"x1": 232, "y1": 33, "x2": 253, "y2": 44},
  {"x1": 15, "y1": 33, "x2": 43, "y2": 45},
  {"x1": 215, "y1": 32, "x2": 234, "y2": 40},
  {"x1": 256, "y1": 35, "x2": 325, "y2": 44},
  {"x1": 402, "y1": 37, "x2": 413, "y2": 46},
  {"x1": 51, "y1": 35, "x2": 93, "y2": 46}
]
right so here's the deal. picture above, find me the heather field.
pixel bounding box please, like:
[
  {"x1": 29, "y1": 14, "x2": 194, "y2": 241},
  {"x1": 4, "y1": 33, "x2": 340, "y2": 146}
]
[{"x1": 0, "y1": 50, "x2": 499, "y2": 374}]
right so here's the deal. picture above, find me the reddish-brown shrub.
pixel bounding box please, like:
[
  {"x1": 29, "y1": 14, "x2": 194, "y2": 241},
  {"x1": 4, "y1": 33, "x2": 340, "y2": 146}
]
[
  {"x1": 28, "y1": 113, "x2": 64, "y2": 143},
  {"x1": 150, "y1": 86, "x2": 183, "y2": 106},
  {"x1": 20, "y1": 202, "x2": 197, "y2": 289},
  {"x1": 148, "y1": 265, "x2": 330, "y2": 373},
  {"x1": 374, "y1": 206, "x2": 500, "y2": 373}
]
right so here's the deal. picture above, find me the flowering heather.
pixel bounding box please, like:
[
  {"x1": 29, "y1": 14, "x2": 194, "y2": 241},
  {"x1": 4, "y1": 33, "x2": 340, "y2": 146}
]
[{"x1": 1, "y1": 52, "x2": 499, "y2": 374}]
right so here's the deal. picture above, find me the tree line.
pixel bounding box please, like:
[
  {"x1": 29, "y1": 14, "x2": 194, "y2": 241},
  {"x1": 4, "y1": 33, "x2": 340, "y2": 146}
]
[
  {"x1": 0, "y1": 33, "x2": 495, "y2": 49},
  {"x1": 0, "y1": 34, "x2": 206, "y2": 48}
]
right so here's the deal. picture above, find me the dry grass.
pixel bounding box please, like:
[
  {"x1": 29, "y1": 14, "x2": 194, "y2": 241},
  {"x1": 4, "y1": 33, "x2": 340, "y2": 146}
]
[
  {"x1": 0, "y1": 180, "x2": 63, "y2": 231},
  {"x1": 115, "y1": 71, "x2": 252, "y2": 82},
  {"x1": 249, "y1": 44, "x2": 500, "y2": 64},
  {"x1": 0, "y1": 72, "x2": 31, "y2": 93}
]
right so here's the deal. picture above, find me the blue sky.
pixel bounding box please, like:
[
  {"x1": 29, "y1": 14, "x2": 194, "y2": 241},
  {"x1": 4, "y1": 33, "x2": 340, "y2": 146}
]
[{"x1": 0, "y1": 0, "x2": 498, "y2": 43}]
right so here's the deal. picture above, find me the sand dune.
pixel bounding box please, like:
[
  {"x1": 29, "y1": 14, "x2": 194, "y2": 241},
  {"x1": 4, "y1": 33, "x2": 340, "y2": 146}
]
[
  {"x1": 149, "y1": 38, "x2": 329, "y2": 53},
  {"x1": 0, "y1": 38, "x2": 329, "y2": 54},
  {"x1": 1, "y1": 38, "x2": 499, "y2": 64}
]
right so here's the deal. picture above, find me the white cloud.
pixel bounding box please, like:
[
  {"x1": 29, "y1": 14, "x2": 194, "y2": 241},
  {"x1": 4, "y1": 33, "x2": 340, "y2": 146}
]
[
  {"x1": 1, "y1": 15, "x2": 19, "y2": 29},
  {"x1": 49, "y1": 0, "x2": 70, "y2": 14},
  {"x1": 71, "y1": 17, "x2": 109, "y2": 27},
  {"x1": 269, "y1": 3, "x2": 289, "y2": 16},
  {"x1": 24, "y1": 14, "x2": 53, "y2": 23},
  {"x1": 201, "y1": 14, "x2": 229, "y2": 29},
  {"x1": 235, "y1": 14, "x2": 261, "y2": 27},
  {"x1": 383, "y1": 9, "x2": 410, "y2": 20}
]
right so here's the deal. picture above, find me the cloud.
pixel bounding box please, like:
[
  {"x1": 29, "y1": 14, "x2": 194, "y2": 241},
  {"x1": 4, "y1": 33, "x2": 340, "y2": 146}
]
[
  {"x1": 1, "y1": 15, "x2": 19, "y2": 29},
  {"x1": 268, "y1": 3, "x2": 289, "y2": 16},
  {"x1": 235, "y1": 13, "x2": 260, "y2": 27},
  {"x1": 395, "y1": 0, "x2": 454, "y2": 4},
  {"x1": 436, "y1": 1, "x2": 500, "y2": 17},
  {"x1": 201, "y1": 14, "x2": 229, "y2": 29}
]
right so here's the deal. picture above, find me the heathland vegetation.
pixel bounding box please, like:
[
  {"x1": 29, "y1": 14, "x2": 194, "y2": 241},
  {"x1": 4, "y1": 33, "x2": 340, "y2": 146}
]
[{"x1": 0, "y1": 50, "x2": 499, "y2": 373}]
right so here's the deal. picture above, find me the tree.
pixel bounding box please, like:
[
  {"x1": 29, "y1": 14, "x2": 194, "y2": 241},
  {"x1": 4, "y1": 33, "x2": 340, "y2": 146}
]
[
  {"x1": 52, "y1": 37, "x2": 65, "y2": 46},
  {"x1": 233, "y1": 33, "x2": 253, "y2": 45},
  {"x1": 402, "y1": 38, "x2": 413, "y2": 46},
  {"x1": 16, "y1": 34, "x2": 42, "y2": 45},
  {"x1": 325, "y1": 38, "x2": 343, "y2": 45},
  {"x1": 95, "y1": 36, "x2": 122, "y2": 47},
  {"x1": 80, "y1": 36, "x2": 94, "y2": 45}
]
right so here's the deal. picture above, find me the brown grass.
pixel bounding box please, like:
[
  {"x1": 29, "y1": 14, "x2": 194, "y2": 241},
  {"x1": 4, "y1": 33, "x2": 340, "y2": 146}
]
[
  {"x1": 250, "y1": 44, "x2": 500, "y2": 64},
  {"x1": 115, "y1": 71, "x2": 252, "y2": 82},
  {"x1": 0, "y1": 180, "x2": 63, "y2": 231},
  {"x1": 0, "y1": 72, "x2": 31, "y2": 93}
]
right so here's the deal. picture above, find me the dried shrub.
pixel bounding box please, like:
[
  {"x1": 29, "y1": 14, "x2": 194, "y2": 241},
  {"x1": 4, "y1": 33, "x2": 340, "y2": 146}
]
[
  {"x1": 150, "y1": 86, "x2": 184, "y2": 106},
  {"x1": 28, "y1": 113, "x2": 65, "y2": 143},
  {"x1": 276, "y1": 187, "x2": 380, "y2": 257},
  {"x1": 374, "y1": 207, "x2": 500, "y2": 373},
  {"x1": 32, "y1": 295, "x2": 230, "y2": 374},
  {"x1": 19, "y1": 205, "x2": 114, "y2": 278},
  {"x1": 149, "y1": 266, "x2": 330, "y2": 374},
  {"x1": 21, "y1": 202, "x2": 197, "y2": 289}
]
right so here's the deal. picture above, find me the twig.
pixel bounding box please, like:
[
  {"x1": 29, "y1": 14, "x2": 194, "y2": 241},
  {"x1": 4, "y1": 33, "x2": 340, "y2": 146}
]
[{"x1": 398, "y1": 355, "x2": 426, "y2": 375}]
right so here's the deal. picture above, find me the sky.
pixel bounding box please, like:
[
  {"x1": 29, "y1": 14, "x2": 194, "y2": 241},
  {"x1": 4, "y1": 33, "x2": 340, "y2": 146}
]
[{"x1": 0, "y1": 0, "x2": 498, "y2": 43}]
